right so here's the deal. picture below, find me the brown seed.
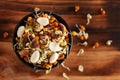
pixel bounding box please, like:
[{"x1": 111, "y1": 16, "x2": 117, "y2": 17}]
[
  {"x1": 53, "y1": 61, "x2": 58, "y2": 65},
  {"x1": 44, "y1": 13, "x2": 48, "y2": 18},
  {"x1": 49, "y1": 19, "x2": 54, "y2": 23},
  {"x1": 40, "y1": 44, "x2": 46, "y2": 49},
  {"x1": 45, "y1": 64, "x2": 51, "y2": 69},
  {"x1": 58, "y1": 54, "x2": 65, "y2": 60},
  {"x1": 27, "y1": 17, "x2": 32, "y2": 21},
  {"x1": 72, "y1": 31, "x2": 78, "y2": 37},
  {"x1": 79, "y1": 35, "x2": 84, "y2": 40},
  {"x1": 80, "y1": 25, "x2": 86, "y2": 31},
  {"x1": 75, "y1": 5, "x2": 80, "y2": 12},
  {"x1": 93, "y1": 42, "x2": 100, "y2": 48},
  {"x1": 100, "y1": 8, "x2": 106, "y2": 15},
  {"x1": 54, "y1": 22, "x2": 59, "y2": 27},
  {"x1": 3, "y1": 32, "x2": 8, "y2": 38}
]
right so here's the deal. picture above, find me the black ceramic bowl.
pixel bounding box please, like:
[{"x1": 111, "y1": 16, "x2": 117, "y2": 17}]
[{"x1": 13, "y1": 11, "x2": 72, "y2": 70}]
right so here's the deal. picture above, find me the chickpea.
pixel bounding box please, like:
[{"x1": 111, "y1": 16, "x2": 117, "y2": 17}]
[
  {"x1": 80, "y1": 25, "x2": 86, "y2": 31},
  {"x1": 27, "y1": 17, "x2": 32, "y2": 21},
  {"x1": 49, "y1": 19, "x2": 54, "y2": 23},
  {"x1": 72, "y1": 31, "x2": 78, "y2": 37},
  {"x1": 3, "y1": 32, "x2": 8, "y2": 38},
  {"x1": 58, "y1": 54, "x2": 65, "y2": 60},
  {"x1": 75, "y1": 5, "x2": 80, "y2": 12},
  {"x1": 93, "y1": 42, "x2": 100, "y2": 48},
  {"x1": 79, "y1": 35, "x2": 84, "y2": 40},
  {"x1": 54, "y1": 22, "x2": 59, "y2": 27},
  {"x1": 44, "y1": 13, "x2": 48, "y2": 18},
  {"x1": 45, "y1": 64, "x2": 51, "y2": 69},
  {"x1": 100, "y1": 8, "x2": 106, "y2": 15}
]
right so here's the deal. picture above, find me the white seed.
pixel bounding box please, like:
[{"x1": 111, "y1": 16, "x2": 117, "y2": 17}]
[
  {"x1": 17, "y1": 26, "x2": 25, "y2": 37},
  {"x1": 49, "y1": 41, "x2": 62, "y2": 52},
  {"x1": 30, "y1": 51, "x2": 40, "y2": 63},
  {"x1": 49, "y1": 53, "x2": 59, "y2": 63},
  {"x1": 78, "y1": 65, "x2": 84, "y2": 72},
  {"x1": 77, "y1": 49, "x2": 84, "y2": 56},
  {"x1": 62, "y1": 72, "x2": 69, "y2": 80},
  {"x1": 106, "y1": 40, "x2": 112, "y2": 46},
  {"x1": 37, "y1": 17, "x2": 49, "y2": 26}
]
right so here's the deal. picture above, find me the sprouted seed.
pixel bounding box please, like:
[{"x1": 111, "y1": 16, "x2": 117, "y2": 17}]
[
  {"x1": 3, "y1": 32, "x2": 8, "y2": 38},
  {"x1": 34, "y1": 7, "x2": 40, "y2": 17},
  {"x1": 86, "y1": 13, "x2": 92, "y2": 25},
  {"x1": 93, "y1": 42, "x2": 100, "y2": 48},
  {"x1": 62, "y1": 72, "x2": 70, "y2": 80},
  {"x1": 61, "y1": 62, "x2": 70, "y2": 71},
  {"x1": 77, "y1": 41, "x2": 88, "y2": 46},
  {"x1": 45, "y1": 67, "x2": 52, "y2": 74},
  {"x1": 100, "y1": 8, "x2": 106, "y2": 15},
  {"x1": 77, "y1": 49, "x2": 84, "y2": 56},
  {"x1": 78, "y1": 65, "x2": 84, "y2": 72},
  {"x1": 106, "y1": 40, "x2": 112, "y2": 46},
  {"x1": 75, "y1": 5, "x2": 80, "y2": 12},
  {"x1": 75, "y1": 24, "x2": 88, "y2": 40},
  {"x1": 72, "y1": 31, "x2": 78, "y2": 37}
]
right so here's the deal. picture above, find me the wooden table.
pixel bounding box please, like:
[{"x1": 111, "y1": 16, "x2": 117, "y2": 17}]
[{"x1": 0, "y1": 0, "x2": 120, "y2": 80}]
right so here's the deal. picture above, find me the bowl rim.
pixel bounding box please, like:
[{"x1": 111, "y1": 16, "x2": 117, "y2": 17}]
[{"x1": 12, "y1": 11, "x2": 73, "y2": 70}]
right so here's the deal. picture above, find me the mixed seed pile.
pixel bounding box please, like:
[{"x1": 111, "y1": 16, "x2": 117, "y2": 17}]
[{"x1": 14, "y1": 11, "x2": 70, "y2": 70}]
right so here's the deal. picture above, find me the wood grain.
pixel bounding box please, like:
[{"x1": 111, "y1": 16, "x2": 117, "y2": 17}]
[{"x1": 0, "y1": 0, "x2": 120, "y2": 80}]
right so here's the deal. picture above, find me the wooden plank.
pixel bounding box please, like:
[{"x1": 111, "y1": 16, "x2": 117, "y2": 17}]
[{"x1": 0, "y1": 0, "x2": 120, "y2": 80}]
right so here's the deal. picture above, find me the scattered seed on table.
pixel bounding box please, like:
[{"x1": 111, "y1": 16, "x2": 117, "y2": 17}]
[
  {"x1": 86, "y1": 13, "x2": 92, "y2": 25},
  {"x1": 93, "y1": 42, "x2": 100, "y2": 48},
  {"x1": 75, "y1": 5, "x2": 80, "y2": 12},
  {"x1": 62, "y1": 72, "x2": 70, "y2": 80},
  {"x1": 77, "y1": 49, "x2": 84, "y2": 56},
  {"x1": 78, "y1": 65, "x2": 84, "y2": 72},
  {"x1": 106, "y1": 40, "x2": 112, "y2": 46},
  {"x1": 100, "y1": 8, "x2": 106, "y2": 15},
  {"x1": 3, "y1": 32, "x2": 9, "y2": 38}
]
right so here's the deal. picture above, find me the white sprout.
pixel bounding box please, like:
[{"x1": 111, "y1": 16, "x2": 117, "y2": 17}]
[
  {"x1": 61, "y1": 62, "x2": 70, "y2": 71},
  {"x1": 77, "y1": 41, "x2": 88, "y2": 46},
  {"x1": 77, "y1": 49, "x2": 84, "y2": 56},
  {"x1": 86, "y1": 14, "x2": 92, "y2": 25},
  {"x1": 34, "y1": 7, "x2": 40, "y2": 17},
  {"x1": 62, "y1": 72, "x2": 70, "y2": 80}
]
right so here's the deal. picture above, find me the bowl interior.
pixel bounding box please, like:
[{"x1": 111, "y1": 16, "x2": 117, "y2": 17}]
[{"x1": 13, "y1": 11, "x2": 72, "y2": 70}]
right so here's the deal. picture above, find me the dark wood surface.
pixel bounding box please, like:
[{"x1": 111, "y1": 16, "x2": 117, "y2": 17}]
[{"x1": 0, "y1": 0, "x2": 120, "y2": 80}]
